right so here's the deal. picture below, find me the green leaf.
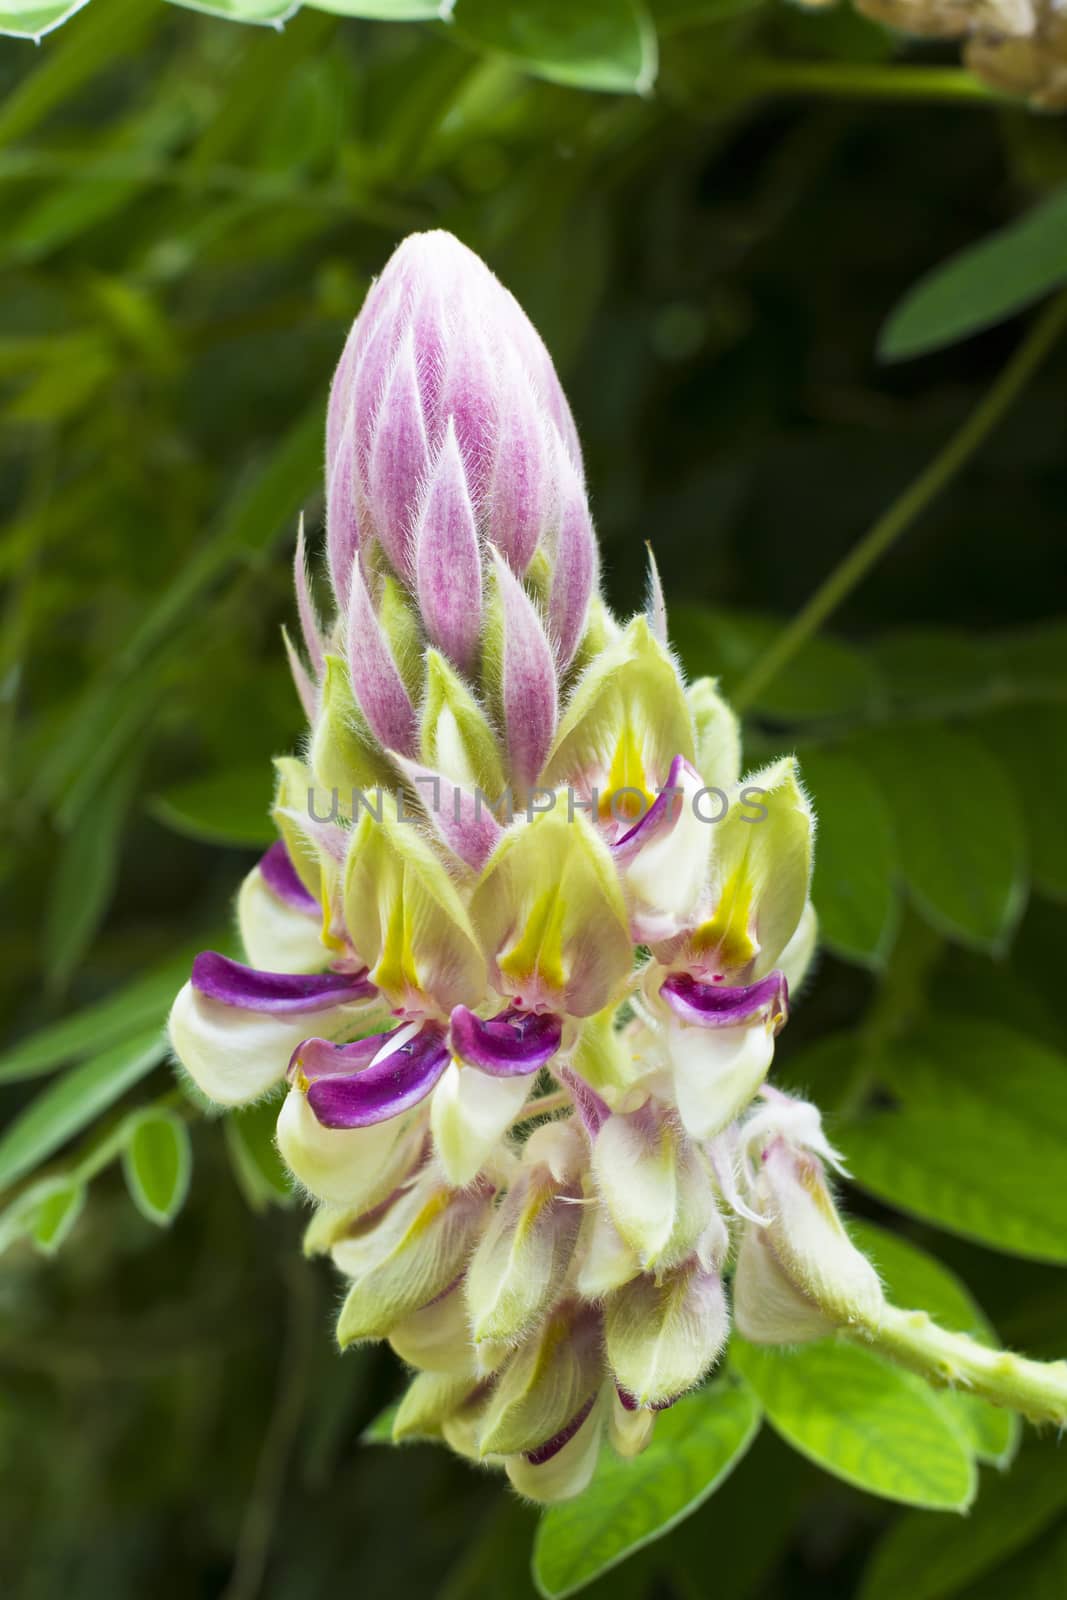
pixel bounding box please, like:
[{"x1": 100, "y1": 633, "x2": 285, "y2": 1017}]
[
  {"x1": 29, "y1": 1178, "x2": 87, "y2": 1254},
  {"x1": 976, "y1": 704, "x2": 1067, "y2": 901},
  {"x1": 451, "y1": 0, "x2": 658, "y2": 95},
  {"x1": 164, "y1": 0, "x2": 299, "y2": 20},
  {"x1": 532, "y1": 1375, "x2": 761, "y2": 1599},
  {"x1": 0, "y1": 936, "x2": 225, "y2": 1086},
  {"x1": 849, "y1": 1222, "x2": 1018, "y2": 1467},
  {"x1": 307, "y1": 1, "x2": 440, "y2": 15},
  {"x1": 0, "y1": 1029, "x2": 167, "y2": 1195},
  {"x1": 880, "y1": 186, "x2": 1067, "y2": 361},
  {"x1": 859, "y1": 1437, "x2": 1067, "y2": 1600},
  {"x1": 650, "y1": 0, "x2": 762, "y2": 30},
  {"x1": 45, "y1": 755, "x2": 139, "y2": 989},
  {"x1": 122, "y1": 1109, "x2": 192, "y2": 1226},
  {"x1": 798, "y1": 747, "x2": 898, "y2": 967},
  {"x1": 671, "y1": 607, "x2": 882, "y2": 721},
  {"x1": 731, "y1": 1337, "x2": 975, "y2": 1511},
  {"x1": 224, "y1": 1094, "x2": 293, "y2": 1212},
  {"x1": 0, "y1": 0, "x2": 158, "y2": 137},
  {"x1": 0, "y1": 0, "x2": 85, "y2": 39},
  {"x1": 149, "y1": 765, "x2": 275, "y2": 848},
  {"x1": 849, "y1": 725, "x2": 1027, "y2": 952},
  {"x1": 844, "y1": 1018, "x2": 1067, "y2": 1263}
]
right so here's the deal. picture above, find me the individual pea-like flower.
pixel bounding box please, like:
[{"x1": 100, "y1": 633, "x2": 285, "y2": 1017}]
[{"x1": 169, "y1": 229, "x2": 877, "y2": 1504}]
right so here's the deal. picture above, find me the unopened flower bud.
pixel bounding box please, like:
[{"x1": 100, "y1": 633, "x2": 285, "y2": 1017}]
[
  {"x1": 591, "y1": 1102, "x2": 715, "y2": 1271},
  {"x1": 605, "y1": 1261, "x2": 729, "y2": 1408}
]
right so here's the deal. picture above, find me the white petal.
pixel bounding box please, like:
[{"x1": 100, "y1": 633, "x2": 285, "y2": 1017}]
[
  {"x1": 779, "y1": 899, "x2": 818, "y2": 996},
  {"x1": 504, "y1": 1392, "x2": 606, "y2": 1504},
  {"x1": 275, "y1": 1086, "x2": 412, "y2": 1209},
  {"x1": 237, "y1": 865, "x2": 326, "y2": 974},
  {"x1": 168, "y1": 980, "x2": 345, "y2": 1107},
  {"x1": 667, "y1": 1019, "x2": 776, "y2": 1141},
  {"x1": 430, "y1": 1060, "x2": 530, "y2": 1187}
]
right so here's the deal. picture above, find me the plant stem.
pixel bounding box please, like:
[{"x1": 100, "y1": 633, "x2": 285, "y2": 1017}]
[
  {"x1": 737, "y1": 61, "x2": 1005, "y2": 106},
  {"x1": 852, "y1": 1304, "x2": 1067, "y2": 1427},
  {"x1": 733, "y1": 288, "x2": 1067, "y2": 712}
]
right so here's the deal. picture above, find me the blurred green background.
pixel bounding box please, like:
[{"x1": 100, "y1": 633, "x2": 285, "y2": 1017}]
[{"x1": 1, "y1": 2, "x2": 1066, "y2": 1596}]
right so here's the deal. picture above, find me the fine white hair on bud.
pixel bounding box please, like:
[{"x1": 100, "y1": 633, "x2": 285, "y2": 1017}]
[{"x1": 166, "y1": 228, "x2": 908, "y2": 1505}]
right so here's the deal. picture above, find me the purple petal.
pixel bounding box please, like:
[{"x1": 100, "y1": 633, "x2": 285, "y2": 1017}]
[
  {"x1": 293, "y1": 518, "x2": 325, "y2": 677},
  {"x1": 486, "y1": 358, "x2": 548, "y2": 575},
  {"x1": 283, "y1": 626, "x2": 317, "y2": 723},
  {"x1": 367, "y1": 331, "x2": 430, "y2": 578},
  {"x1": 523, "y1": 1394, "x2": 597, "y2": 1466},
  {"x1": 346, "y1": 563, "x2": 418, "y2": 757},
  {"x1": 298, "y1": 1024, "x2": 451, "y2": 1128},
  {"x1": 493, "y1": 553, "x2": 557, "y2": 795},
  {"x1": 660, "y1": 969, "x2": 789, "y2": 1029},
  {"x1": 548, "y1": 450, "x2": 596, "y2": 670},
  {"x1": 191, "y1": 952, "x2": 374, "y2": 1014},
  {"x1": 415, "y1": 421, "x2": 483, "y2": 673},
  {"x1": 326, "y1": 413, "x2": 361, "y2": 611},
  {"x1": 435, "y1": 308, "x2": 496, "y2": 504},
  {"x1": 612, "y1": 754, "x2": 698, "y2": 860},
  {"x1": 392, "y1": 757, "x2": 502, "y2": 872},
  {"x1": 258, "y1": 841, "x2": 319, "y2": 914},
  {"x1": 450, "y1": 1006, "x2": 562, "y2": 1076}
]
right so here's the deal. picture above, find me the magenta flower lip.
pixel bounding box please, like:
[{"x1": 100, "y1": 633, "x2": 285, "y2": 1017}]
[
  {"x1": 258, "y1": 841, "x2": 319, "y2": 913},
  {"x1": 450, "y1": 1005, "x2": 563, "y2": 1076},
  {"x1": 660, "y1": 969, "x2": 789, "y2": 1029},
  {"x1": 295, "y1": 1023, "x2": 451, "y2": 1128},
  {"x1": 191, "y1": 951, "x2": 374, "y2": 1014}
]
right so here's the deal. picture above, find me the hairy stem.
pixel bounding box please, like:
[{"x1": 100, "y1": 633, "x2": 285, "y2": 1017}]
[
  {"x1": 851, "y1": 1304, "x2": 1067, "y2": 1428},
  {"x1": 734, "y1": 288, "x2": 1067, "y2": 712}
]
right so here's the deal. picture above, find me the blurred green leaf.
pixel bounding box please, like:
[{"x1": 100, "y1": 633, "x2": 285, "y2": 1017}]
[
  {"x1": 533, "y1": 1375, "x2": 760, "y2": 1598},
  {"x1": 844, "y1": 1019, "x2": 1067, "y2": 1263},
  {"x1": 452, "y1": 0, "x2": 658, "y2": 95},
  {"x1": 44, "y1": 755, "x2": 140, "y2": 990},
  {"x1": 672, "y1": 607, "x2": 882, "y2": 722},
  {"x1": 122, "y1": 1108, "x2": 192, "y2": 1226},
  {"x1": 0, "y1": 938, "x2": 219, "y2": 1085},
  {"x1": 150, "y1": 765, "x2": 275, "y2": 848},
  {"x1": 961, "y1": 1515, "x2": 1067, "y2": 1600},
  {"x1": 850, "y1": 1221, "x2": 1018, "y2": 1467},
  {"x1": 165, "y1": 0, "x2": 299, "y2": 19},
  {"x1": 0, "y1": 1028, "x2": 166, "y2": 1194},
  {"x1": 731, "y1": 1337, "x2": 976, "y2": 1510},
  {"x1": 27, "y1": 1175, "x2": 86, "y2": 1253},
  {"x1": 849, "y1": 725, "x2": 1027, "y2": 952},
  {"x1": 977, "y1": 704, "x2": 1067, "y2": 901},
  {"x1": 0, "y1": 0, "x2": 157, "y2": 130},
  {"x1": 799, "y1": 747, "x2": 898, "y2": 967},
  {"x1": 224, "y1": 1093, "x2": 293, "y2": 1211},
  {"x1": 0, "y1": 0, "x2": 86, "y2": 38},
  {"x1": 880, "y1": 187, "x2": 1067, "y2": 362},
  {"x1": 859, "y1": 1437, "x2": 1067, "y2": 1600},
  {"x1": 361, "y1": 1401, "x2": 400, "y2": 1442},
  {"x1": 307, "y1": 1, "x2": 440, "y2": 15}
]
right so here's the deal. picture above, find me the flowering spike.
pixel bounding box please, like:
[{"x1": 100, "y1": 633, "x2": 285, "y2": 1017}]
[
  {"x1": 415, "y1": 420, "x2": 483, "y2": 672},
  {"x1": 174, "y1": 230, "x2": 1042, "y2": 1509}
]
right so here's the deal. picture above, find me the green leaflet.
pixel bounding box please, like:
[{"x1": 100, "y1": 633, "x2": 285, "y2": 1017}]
[
  {"x1": 850, "y1": 1221, "x2": 1018, "y2": 1467},
  {"x1": 844, "y1": 1018, "x2": 1067, "y2": 1264},
  {"x1": 533, "y1": 1375, "x2": 761, "y2": 1598},
  {"x1": 451, "y1": 0, "x2": 658, "y2": 96},
  {"x1": 731, "y1": 1337, "x2": 976, "y2": 1511},
  {"x1": 121, "y1": 1108, "x2": 192, "y2": 1226},
  {"x1": 224, "y1": 1094, "x2": 294, "y2": 1212},
  {"x1": 150, "y1": 764, "x2": 276, "y2": 847},
  {"x1": 976, "y1": 703, "x2": 1067, "y2": 902},
  {"x1": 0, "y1": 1029, "x2": 167, "y2": 1195},
  {"x1": 880, "y1": 186, "x2": 1067, "y2": 361},
  {"x1": 849, "y1": 725, "x2": 1027, "y2": 953},
  {"x1": 859, "y1": 1436, "x2": 1067, "y2": 1600},
  {"x1": 797, "y1": 746, "x2": 898, "y2": 969}
]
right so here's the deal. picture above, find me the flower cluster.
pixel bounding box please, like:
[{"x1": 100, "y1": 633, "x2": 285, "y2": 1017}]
[
  {"x1": 169, "y1": 232, "x2": 883, "y2": 1503},
  {"x1": 809, "y1": 0, "x2": 1067, "y2": 108}
]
